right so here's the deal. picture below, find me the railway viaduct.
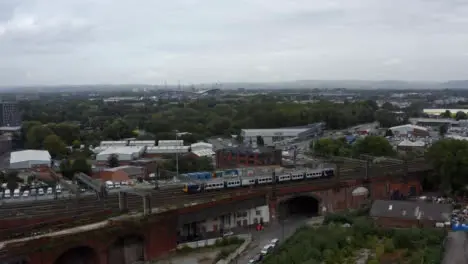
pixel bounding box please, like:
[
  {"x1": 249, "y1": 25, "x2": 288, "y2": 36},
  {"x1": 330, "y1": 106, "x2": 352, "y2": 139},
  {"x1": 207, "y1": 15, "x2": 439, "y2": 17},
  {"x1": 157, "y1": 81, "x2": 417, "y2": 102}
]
[{"x1": 0, "y1": 163, "x2": 429, "y2": 264}]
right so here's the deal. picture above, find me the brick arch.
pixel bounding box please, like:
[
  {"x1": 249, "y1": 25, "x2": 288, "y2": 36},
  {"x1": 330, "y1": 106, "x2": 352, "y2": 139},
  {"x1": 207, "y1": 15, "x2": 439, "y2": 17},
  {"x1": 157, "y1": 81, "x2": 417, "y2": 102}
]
[
  {"x1": 276, "y1": 192, "x2": 323, "y2": 205},
  {"x1": 53, "y1": 245, "x2": 99, "y2": 264}
]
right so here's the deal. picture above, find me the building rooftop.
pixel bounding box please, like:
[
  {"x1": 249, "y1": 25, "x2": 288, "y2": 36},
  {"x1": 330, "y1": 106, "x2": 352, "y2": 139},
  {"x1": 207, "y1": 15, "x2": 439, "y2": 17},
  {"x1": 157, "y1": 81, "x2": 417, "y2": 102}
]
[
  {"x1": 370, "y1": 200, "x2": 451, "y2": 222},
  {"x1": 10, "y1": 150, "x2": 51, "y2": 164},
  {"x1": 390, "y1": 124, "x2": 428, "y2": 131},
  {"x1": 191, "y1": 142, "x2": 213, "y2": 149},
  {"x1": 0, "y1": 126, "x2": 21, "y2": 131},
  {"x1": 146, "y1": 146, "x2": 190, "y2": 154},
  {"x1": 241, "y1": 128, "x2": 309, "y2": 137},
  {"x1": 192, "y1": 149, "x2": 215, "y2": 157},
  {"x1": 410, "y1": 118, "x2": 458, "y2": 125},
  {"x1": 398, "y1": 140, "x2": 425, "y2": 147},
  {"x1": 97, "y1": 146, "x2": 145, "y2": 156},
  {"x1": 105, "y1": 165, "x2": 145, "y2": 176}
]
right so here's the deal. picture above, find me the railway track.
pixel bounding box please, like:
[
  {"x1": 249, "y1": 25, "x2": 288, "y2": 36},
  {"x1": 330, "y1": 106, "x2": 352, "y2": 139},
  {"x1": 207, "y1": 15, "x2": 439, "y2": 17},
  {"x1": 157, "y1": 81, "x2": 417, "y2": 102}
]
[
  {"x1": 0, "y1": 161, "x2": 430, "y2": 219},
  {"x1": 0, "y1": 163, "x2": 431, "y2": 241},
  {"x1": 0, "y1": 172, "x2": 375, "y2": 241}
]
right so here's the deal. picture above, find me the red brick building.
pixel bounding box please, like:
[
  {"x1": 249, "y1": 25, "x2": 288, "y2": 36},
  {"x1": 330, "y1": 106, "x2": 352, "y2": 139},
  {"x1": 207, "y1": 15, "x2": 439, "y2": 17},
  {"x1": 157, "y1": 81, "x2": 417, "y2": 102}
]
[{"x1": 215, "y1": 147, "x2": 282, "y2": 169}]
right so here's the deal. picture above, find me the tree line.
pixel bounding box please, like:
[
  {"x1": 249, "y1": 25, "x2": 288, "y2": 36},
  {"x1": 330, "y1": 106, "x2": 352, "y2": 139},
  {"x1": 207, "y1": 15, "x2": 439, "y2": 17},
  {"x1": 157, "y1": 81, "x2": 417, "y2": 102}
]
[
  {"x1": 18, "y1": 97, "x2": 412, "y2": 155},
  {"x1": 312, "y1": 132, "x2": 468, "y2": 196}
]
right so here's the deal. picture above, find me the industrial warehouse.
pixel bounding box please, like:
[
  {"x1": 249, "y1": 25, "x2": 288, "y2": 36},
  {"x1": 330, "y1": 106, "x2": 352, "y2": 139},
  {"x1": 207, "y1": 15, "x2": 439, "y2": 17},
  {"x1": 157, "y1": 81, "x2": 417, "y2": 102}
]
[{"x1": 240, "y1": 123, "x2": 324, "y2": 146}]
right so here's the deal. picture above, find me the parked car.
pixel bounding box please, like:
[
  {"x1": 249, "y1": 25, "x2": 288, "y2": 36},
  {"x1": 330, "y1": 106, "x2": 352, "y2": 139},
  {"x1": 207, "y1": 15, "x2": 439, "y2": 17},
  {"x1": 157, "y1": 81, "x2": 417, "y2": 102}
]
[
  {"x1": 260, "y1": 244, "x2": 274, "y2": 255},
  {"x1": 248, "y1": 254, "x2": 263, "y2": 263}
]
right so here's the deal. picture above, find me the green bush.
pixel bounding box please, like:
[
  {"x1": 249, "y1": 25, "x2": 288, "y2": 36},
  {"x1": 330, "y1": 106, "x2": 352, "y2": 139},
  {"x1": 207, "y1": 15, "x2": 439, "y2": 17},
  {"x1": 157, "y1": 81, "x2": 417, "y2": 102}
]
[
  {"x1": 383, "y1": 238, "x2": 395, "y2": 253},
  {"x1": 262, "y1": 213, "x2": 446, "y2": 264},
  {"x1": 213, "y1": 249, "x2": 232, "y2": 263},
  {"x1": 214, "y1": 237, "x2": 244, "y2": 247}
]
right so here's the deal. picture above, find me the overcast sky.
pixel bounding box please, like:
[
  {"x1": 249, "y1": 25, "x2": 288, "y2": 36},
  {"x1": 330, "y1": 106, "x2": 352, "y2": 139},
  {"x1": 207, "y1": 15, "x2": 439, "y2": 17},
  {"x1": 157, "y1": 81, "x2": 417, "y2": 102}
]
[{"x1": 1, "y1": 0, "x2": 468, "y2": 86}]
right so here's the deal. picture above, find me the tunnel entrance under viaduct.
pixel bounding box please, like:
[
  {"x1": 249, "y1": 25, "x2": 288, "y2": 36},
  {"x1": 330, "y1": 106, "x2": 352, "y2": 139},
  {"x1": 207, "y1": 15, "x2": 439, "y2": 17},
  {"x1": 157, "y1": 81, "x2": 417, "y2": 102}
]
[
  {"x1": 278, "y1": 195, "x2": 319, "y2": 219},
  {"x1": 54, "y1": 246, "x2": 98, "y2": 264}
]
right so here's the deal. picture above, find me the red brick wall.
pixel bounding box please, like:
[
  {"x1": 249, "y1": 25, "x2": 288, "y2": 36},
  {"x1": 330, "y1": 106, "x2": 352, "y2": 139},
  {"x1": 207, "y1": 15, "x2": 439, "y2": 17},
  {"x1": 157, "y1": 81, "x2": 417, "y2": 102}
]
[
  {"x1": 145, "y1": 213, "x2": 178, "y2": 260},
  {"x1": 9, "y1": 173, "x2": 425, "y2": 263}
]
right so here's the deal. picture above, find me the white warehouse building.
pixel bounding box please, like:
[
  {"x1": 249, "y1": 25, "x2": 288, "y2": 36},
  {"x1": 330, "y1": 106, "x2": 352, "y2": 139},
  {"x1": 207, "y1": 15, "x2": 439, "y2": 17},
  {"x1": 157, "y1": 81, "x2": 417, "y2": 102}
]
[
  {"x1": 158, "y1": 140, "x2": 184, "y2": 147},
  {"x1": 95, "y1": 146, "x2": 145, "y2": 161},
  {"x1": 241, "y1": 128, "x2": 308, "y2": 146},
  {"x1": 10, "y1": 150, "x2": 51, "y2": 169}
]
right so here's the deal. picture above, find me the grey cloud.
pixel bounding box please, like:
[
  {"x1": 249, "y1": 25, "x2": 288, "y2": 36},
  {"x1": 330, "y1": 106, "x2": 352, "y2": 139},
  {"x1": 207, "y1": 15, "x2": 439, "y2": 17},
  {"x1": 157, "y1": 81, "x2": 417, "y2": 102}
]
[{"x1": 1, "y1": 0, "x2": 468, "y2": 86}]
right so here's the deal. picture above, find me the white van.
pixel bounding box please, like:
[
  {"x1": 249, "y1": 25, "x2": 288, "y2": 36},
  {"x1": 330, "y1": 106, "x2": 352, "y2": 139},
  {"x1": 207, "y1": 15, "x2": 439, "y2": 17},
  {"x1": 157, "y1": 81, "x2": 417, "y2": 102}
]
[
  {"x1": 105, "y1": 181, "x2": 114, "y2": 189},
  {"x1": 38, "y1": 188, "x2": 45, "y2": 196},
  {"x1": 13, "y1": 189, "x2": 20, "y2": 198},
  {"x1": 46, "y1": 187, "x2": 53, "y2": 195},
  {"x1": 4, "y1": 189, "x2": 11, "y2": 198}
]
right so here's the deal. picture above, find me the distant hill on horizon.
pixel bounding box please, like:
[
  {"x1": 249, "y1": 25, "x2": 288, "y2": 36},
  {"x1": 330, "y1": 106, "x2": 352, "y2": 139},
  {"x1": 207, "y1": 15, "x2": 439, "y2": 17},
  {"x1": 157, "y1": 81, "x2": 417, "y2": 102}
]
[{"x1": 1, "y1": 79, "x2": 468, "y2": 92}]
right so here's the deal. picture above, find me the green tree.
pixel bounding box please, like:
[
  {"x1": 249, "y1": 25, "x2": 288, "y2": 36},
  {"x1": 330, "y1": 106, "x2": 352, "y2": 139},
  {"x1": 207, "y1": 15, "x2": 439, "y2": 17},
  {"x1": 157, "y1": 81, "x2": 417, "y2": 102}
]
[
  {"x1": 72, "y1": 140, "x2": 81, "y2": 149},
  {"x1": 102, "y1": 119, "x2": 134, "y2": 140},
  {"x1": 6, "y1": 171, "x2": 20, "y2": 192},
  {"x1": 26, "y1": 125, "x2": 54, "y2": 149},
  {"x1": 383, "y1": 237, "x2": 395, "y2": 253},
  {"x1": 48, "y1": 123, "x2": 80, "y2": 145},
  {"x1": 107, "y1": 154, "x2": 120, "y2": 168},
  {"x1": 440, "y1": 110, "x2": 452, "y2": 118},
  {"x1": 375, "y1": 109, "x2": 406, "y2": 128},
  {"x1": 384, "y1": 129, "x2": 394, "y2": 137},
  {"x1": 425, "y1": 139, "x2": 468, "y2": 194},
  {"x1": 0, "y1": 171, "x2": 5, "y2": 184},
  {"x1": 27, "y1": 174, "x2": 36, "y2": 185},
  {"x1": 455, "y1": 111, "x2": 467, "y2": 120},
  {"x1": 60, "y1": 159, "x2": 74, "y2": 181},
  {"x1": 43, "y1": 134, "x2": 67, "y2": 158},
  {"x1": 439, "y1": 124, "x2": 448, "y2": 137},
  {"x1": 352, "y1": 136, "x2": 395, "y2": 157},
  {"x1": 72, "y1": 158, "x2": 92, "y2": 175},
  {"x1": 381, "y1": 102, "x2": 396, "y2": 111},
  {"x1": 312, "y1": 138, "x2": 350, "y2": 157}
]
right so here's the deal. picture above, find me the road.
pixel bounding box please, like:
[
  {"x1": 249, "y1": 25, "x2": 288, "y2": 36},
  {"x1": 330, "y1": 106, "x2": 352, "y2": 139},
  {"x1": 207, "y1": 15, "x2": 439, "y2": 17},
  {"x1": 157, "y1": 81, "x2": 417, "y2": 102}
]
[
  {"x1": 235, "y1": 216, "x2": 322, "y2": 263},
  {"x1": 442, "y1": 231, "x2": 468, "y2": 264}
]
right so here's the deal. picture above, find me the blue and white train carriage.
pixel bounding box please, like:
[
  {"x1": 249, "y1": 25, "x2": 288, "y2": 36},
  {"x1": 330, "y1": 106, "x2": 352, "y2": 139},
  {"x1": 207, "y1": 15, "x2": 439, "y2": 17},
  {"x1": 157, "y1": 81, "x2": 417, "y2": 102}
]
[{"x1": 183, "y1": 167, "x2": 335, "y2": 194}]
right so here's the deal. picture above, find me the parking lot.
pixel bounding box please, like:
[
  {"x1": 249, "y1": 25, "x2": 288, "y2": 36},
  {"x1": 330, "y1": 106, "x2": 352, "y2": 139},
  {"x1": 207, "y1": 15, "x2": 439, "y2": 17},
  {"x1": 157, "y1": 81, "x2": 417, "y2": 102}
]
[{"x1": 0, "y1": 184, "x2": 133, "y2": 204}]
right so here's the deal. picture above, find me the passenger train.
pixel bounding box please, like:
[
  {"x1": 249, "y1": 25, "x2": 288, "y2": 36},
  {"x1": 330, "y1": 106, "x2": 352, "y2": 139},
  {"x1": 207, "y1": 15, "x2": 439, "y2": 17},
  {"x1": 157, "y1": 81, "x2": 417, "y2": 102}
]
[{"x1": 183, "y1": 168, "x2": 335, "y2": 194}]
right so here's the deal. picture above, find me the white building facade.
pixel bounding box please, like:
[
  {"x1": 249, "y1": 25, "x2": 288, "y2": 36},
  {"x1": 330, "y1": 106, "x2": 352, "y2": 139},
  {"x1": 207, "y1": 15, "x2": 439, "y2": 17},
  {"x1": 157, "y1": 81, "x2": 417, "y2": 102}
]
[
  {"x1": 95, "y1": 146, "x2": 145, "y2": 161},
  {"x1": 241, "y1": 128, "x2": 309, "y2": 146},
  {"x1": 198, "y1": 205, "x2": 270, "y2": 233}
]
